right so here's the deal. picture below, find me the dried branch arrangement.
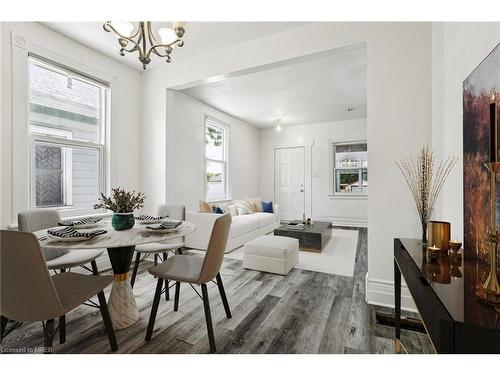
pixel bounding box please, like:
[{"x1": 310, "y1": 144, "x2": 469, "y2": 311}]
[
  {"x1": 396, "y1": 145, "x2": 457, "y2": 242},
  {"x1": 94, "y1": 187, "x2": 146, "y2": 213}
]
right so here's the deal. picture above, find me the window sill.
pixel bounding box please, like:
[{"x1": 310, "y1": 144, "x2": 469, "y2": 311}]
[{"x1": 205, "y1": 198, "x2": 232, "y2": 203}]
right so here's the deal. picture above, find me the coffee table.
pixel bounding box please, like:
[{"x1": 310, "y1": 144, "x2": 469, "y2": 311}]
[{"x1": 273, "y1": 221, "x2": 332, "y2": 253}]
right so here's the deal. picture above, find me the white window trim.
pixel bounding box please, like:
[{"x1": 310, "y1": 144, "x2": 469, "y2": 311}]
[
  {"x1": 204, "y1": 115, "x2": 230, "y2": 202},
  {"x1": 329, "y1": 140, "x2": 368, "y2": 198},
  {"x1": 27, "y1": 55, "x2": 110, "y2": 216}
]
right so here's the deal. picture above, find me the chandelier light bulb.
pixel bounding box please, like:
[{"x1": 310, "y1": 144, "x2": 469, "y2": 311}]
[
  {"x1": 158, "y1": 27, "x2": 177, "y2": 45},
  {"x1": 112, "y1": 21, "x2": 134, "y2": 38}
]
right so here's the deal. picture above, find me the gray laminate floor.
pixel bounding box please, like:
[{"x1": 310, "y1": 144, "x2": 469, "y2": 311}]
[{"x1": 1, "y1": 227, "x2": 432, "y2": 354}]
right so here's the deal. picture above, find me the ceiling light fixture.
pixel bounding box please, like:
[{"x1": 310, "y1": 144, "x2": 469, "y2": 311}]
[
  {"x1": 275, "y1": 118, "x2": 283, "y2": 132},
  {"x1": 103, "y1": 21, "x2": 186, "y2": 70}
]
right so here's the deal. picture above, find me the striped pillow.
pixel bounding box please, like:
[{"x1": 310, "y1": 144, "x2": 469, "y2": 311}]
[{"x1": 234, "y1": 200, "x2": 254, "y2": 215}]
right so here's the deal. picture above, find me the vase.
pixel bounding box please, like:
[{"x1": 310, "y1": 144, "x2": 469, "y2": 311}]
[
  {"x1": 112, "y1": 212, "x2": 135, "y2": 231},
  {"x1": 421, "y1": 221, "x2": 428, "y2": 245}
]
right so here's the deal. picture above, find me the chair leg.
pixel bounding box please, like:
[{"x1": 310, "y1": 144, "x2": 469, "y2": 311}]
[
  {"x1": 216, "y1": 273, "x2": 232, "y2": 319},
  {"x1": 59, "y1": 269, "x2": 66, "y2": 344},
  {"x1": 130, "y1": 252, "x2": 141, "y2": 288},
  {"x1": 163, "y1": 253, "x2": 169, "y2": 301},
  {"x1": 43, "y1": 319, "x2": 55, "y2": 353},
  {"x1": 201, "y1": 283, "x2": 216, "y2": 353},
  {"x1": 145, "y1": 278, "x2": 164, "y2": 341},
  {"x1": 90, "y1": 260, "x2": 99, "y2": 275},
  {"x1": 97, "y1": 290, "x2": 118, "y2": 352},
  {"x1": 154, "y1": 254, "x2": 158, "y2": 266},
  {"x1": 1, "y1": 315, "x2": 8, "y2": 342},
  {"x1": 174, "y1": 281, "x2": 181, "y2": 311},
  {"x1": 59, "y1": 315, "x2": 66, "y2": 344}
]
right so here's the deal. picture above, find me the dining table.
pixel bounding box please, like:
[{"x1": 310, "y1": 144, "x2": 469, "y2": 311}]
[{"x1": 34, "y1": 220, "x2": 196, "y2": 330}]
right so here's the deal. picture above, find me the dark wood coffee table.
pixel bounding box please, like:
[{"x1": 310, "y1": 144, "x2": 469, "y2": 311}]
[{"x1": 273, "y1": 221, "x2": 332, "y2": 253}]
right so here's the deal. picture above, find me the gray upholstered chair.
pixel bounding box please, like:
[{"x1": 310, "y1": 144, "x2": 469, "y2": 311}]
[
  {"x1": 145, "y1": 214, "x2": 232, "y2": 353},
  {"x1": 130, "y1": 205, "x2": 186, "y2": 301},
  {"x1": 17, "y1": 209, "x2": 105, "y2": 343},
  {"x1": 0, "y1": 230, "x2": 117, "y2": 352}
]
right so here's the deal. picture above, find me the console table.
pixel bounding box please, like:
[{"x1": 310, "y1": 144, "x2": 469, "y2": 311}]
[{"x1": 394, "y1": 238, "x2": 500, "y2": 353}]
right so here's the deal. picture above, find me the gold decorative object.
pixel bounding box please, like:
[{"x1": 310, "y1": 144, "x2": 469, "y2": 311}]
[
  {"x1": 427, "y1": 245, "x2": 442, "y2": 252},
  {"x1": 397, "y1": 146, "x2": 457, "y2": 244},
  {"x1": 428, "y1": 221, "x2": 451, "y2": 251},
  {"x1": 477, "y1": 161, "x2": 500, "y2": 301},
  {"x1": 449, "y1": 240, "x2": 462, "y2": 255}
]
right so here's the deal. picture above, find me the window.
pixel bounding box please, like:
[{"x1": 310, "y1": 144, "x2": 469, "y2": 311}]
[
  {"x1": 205, "y1": 116, "x2": 229, "y2": 201},
  {"x1": 331, "y1": 142, "x2": 367, "y2": 195},
  {"x1": 28, "y1": 55, "x2": 108, "y2": 212}
]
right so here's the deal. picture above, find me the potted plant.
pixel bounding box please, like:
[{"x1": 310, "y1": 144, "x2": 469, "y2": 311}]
[{"x1": 94, "y1": 188, "x2": 146, "y2": 230}]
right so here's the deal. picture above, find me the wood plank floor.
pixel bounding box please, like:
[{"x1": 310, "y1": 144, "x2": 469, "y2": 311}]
[{"x1": 1, "y1": 227, "x2": 432, "y2": 354}]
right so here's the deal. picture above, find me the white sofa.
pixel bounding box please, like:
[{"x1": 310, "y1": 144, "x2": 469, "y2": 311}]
[{"x1": 185, "y1": 204, "x2": 279, "y2": 253}]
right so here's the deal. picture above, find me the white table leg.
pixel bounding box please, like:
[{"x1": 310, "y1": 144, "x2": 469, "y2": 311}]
[
  {"x1": 106, "y1": 246, "x2": 139, "y2": 330},
  {"x1": 107, "y1": 273, "x2": 139, "y2": 330}
]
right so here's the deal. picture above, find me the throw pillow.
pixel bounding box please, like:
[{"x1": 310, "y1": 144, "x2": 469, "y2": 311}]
[
  {"x1": 212, "y1": 206, "x2": 224, "y2": 214},
  {"x1": 245, "y1": 197, "x2": 263, "y2": 212},
  {"x1": 199, "y1": 200, "x2": 212, "y2": 213},
  {"x1": 226, "y1": 204, "x2": 238, "y2": 217},
  {"x1": 234, "y1": 200, "x2": 254, "y2": 215},
  {"x1": 262, "y1": 201, "x2": 273, "y2": 213}
]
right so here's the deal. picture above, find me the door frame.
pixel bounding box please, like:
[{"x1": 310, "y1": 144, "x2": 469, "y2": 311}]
[{"x1": 273, "y1": 146, "x2": 306, "y2": 222}]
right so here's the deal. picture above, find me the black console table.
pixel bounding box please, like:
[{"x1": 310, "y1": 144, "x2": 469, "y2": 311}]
[{"x1": 394, "y1": 238, "x2": 500, "y2": 353}]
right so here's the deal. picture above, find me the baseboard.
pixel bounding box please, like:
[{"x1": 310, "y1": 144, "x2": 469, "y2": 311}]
[
  {"x1": 311, "y1": 216, "x2": 368, "y2": 228},
  {"x1": 365, "y1": 273, "x2": 417, "y2": 313}
]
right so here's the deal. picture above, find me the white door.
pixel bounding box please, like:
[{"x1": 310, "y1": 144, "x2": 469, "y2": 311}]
[{"x1": 274, "y1": 147, "x2": 305, "y2": 221}]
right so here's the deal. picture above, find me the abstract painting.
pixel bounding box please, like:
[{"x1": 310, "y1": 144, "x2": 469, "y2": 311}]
[{"x1": 463, "y1": 42, "x2": 500, "y2": 263}]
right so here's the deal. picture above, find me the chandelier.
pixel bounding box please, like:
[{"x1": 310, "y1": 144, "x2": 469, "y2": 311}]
[{"x1": 103, "y1": 21, "x2": 186, "y2": 70}]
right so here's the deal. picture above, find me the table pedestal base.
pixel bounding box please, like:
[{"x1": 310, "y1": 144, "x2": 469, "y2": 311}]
[{"x1": 107, "y1": 246, "x2": 139, "y2": 330}]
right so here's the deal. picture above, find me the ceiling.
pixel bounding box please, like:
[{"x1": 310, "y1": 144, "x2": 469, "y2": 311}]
[
  {"x1": 179, "y1": 42, "x2": 367, "y2": 128},
  {"x1": 42, "y1": 22, "x2": 306, "y2": 71}
]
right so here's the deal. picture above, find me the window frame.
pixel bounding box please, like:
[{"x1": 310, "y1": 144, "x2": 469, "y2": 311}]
[
  {"x1": 204, "y1": 115, "x2": 230, "y2": 202},
  {"x1": 27, "y1": 55, "x2": 109, "y2": 215},
  {"x1": 329, "y1": 140, "x2": 368, "y2": 197}
]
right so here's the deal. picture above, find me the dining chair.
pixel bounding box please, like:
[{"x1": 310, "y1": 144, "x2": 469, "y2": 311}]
[
  {"x1": 130, "y1": 205, "x2": 186, "y2": 301},
  {"x1": 145, "y1": 213, "x2": 232, "y2": 353},
  {"x1": 0, "y1": 230, "x2": 117, "y2": 353},
  {"x1": 17, "y1": 209, "x2": 105, "y2": 344}
]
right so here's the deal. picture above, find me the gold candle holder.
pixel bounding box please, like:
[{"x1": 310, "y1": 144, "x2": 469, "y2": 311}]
[
  {"x1": 449, "y1": 240, "x2": 462, "y2": 255},
  {"x1": 477, "y1": 162, "x2": 500, "y2": 302},
  {"x1": 428, "y1": 221, "x2": 451, "y2": 251}
]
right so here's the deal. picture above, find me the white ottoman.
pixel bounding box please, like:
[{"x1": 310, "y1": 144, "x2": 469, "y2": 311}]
[{"x1": 243, "y1": 235, "x2": 299, "y2": 275}]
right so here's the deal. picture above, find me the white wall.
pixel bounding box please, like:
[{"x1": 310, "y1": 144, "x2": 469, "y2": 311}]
[
  {"x1": 142, "y1": 22, "x2": 433, "y2": 310},
  {"x1": 0, "y1": 22, "x2": 142, "y2": 227},
  {"x1": 151, "y1": 90, "x2": 260, "y2": 213},
  {"x1": 432, "y1": 23, "x2": 500, "y2": 242},
  {"x1": 259, "y1": 119, "x2": 367, "y2": 226}
]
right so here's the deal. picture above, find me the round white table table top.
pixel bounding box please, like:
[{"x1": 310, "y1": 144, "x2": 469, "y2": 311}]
[{"x1": 33, "y1": 221, "x2": 195, "y2": 250}]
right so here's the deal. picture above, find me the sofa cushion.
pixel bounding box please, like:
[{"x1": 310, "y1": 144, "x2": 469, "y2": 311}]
[
  {"x1": 252, "y1": 212, "x2": 277, "y2": 228},
  {"x1": 230, "y1": 215, "x2": 259, "y2": 238}
]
